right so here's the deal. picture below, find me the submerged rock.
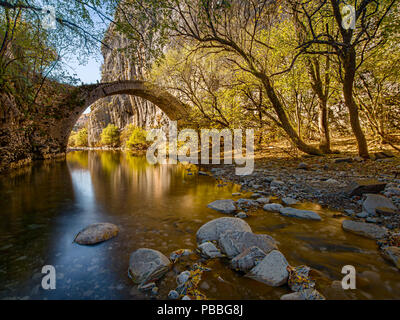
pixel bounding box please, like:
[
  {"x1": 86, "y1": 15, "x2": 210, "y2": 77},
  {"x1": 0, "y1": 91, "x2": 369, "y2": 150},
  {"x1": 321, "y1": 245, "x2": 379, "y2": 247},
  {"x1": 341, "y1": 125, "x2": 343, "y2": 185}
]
[
  {"x1": 198, "y1": 242, "x2": 223, "y2": 259},
  {"x1": 381, "y1": 246, "x2": 400, "y2": 269},
  {"x1": 128, "y1": 248, "x2": 171, "y2": 284},
  {"x1": 342, "y1": 220, "x2": 388, "y2": 239},
  {"x1": 279, "y1": 207, "x2": 322, "y2": 221},
  {"x1": 263, "y1": 203, "x2": 284, "y2": 212},
  {"x1": 246, "y1": 250, "x2": 289, "y2": 286},
  {"x1": 207, "y1": 200, "x2": 236, "y2": 214},
  {"x1": 362, "y1": 194, "x2": 397, "y2": 215},
  {"x1": 235, "y1": 212, "x2": 248, "y2": 219},
  {"x1": 218, "y1": 231, "x2": 277, "y2": 258},
  {"x1": 74, "y1": 223, "x2": 119, "y2": 245},
  {"x1": 230, "y1": 246, "x2": 267, "y2": 273},
  {"x1": 196, "y1": 217, "x2": 252, "y2": 244}
]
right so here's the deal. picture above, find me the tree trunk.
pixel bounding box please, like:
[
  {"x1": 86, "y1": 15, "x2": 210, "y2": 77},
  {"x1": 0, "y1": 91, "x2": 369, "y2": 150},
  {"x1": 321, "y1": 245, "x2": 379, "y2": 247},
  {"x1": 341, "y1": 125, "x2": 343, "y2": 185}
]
[
  {"x1": 259, "y1": 75, "x2": 323, "y2": 156},
  {"x1": 318, "y1": 100, "x2": 331, "y2": 153},
  {"x1": 343, "y1": 49, "x2": 370, "y2": 158},
  {"x1": 306, "y1": 59, "x2": 332, "y2": 154}
]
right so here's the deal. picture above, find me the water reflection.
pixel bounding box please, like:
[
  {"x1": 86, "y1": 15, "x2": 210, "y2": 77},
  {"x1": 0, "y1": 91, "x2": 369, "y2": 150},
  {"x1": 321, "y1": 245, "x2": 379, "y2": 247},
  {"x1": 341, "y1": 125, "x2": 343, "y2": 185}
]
[{"x1": 0, "y1": 151, "x2": 400, "y2": 300}]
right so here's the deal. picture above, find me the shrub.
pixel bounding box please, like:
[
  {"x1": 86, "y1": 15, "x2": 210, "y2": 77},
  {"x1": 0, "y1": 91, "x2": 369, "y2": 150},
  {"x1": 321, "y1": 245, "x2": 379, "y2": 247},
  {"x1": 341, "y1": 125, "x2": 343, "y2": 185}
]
[
  {"x1": 100, "y1": 124, "x2": 120, "y2": 147},
  {"x1": 69, "y1": 128, "x2": 88, "y2": 147},
  {"x1": 120, "y1": 124, "x2": 136, "y2": 146},
  {"x1": 126, "y1": 126, "x2": 149, "y2": 150},
  {"x1": 68, "y1": 133, "x2": 76, "y2": 147}
]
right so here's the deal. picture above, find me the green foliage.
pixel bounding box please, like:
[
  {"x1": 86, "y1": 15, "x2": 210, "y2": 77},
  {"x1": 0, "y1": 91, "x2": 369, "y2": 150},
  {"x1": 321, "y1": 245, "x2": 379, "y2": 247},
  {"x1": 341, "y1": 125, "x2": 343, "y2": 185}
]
[
  {"x1": 69, "y1": 128, "x2": 88, "y2": 147},
  {"x1": 125, "y1": 125, "x2": 149, "y2": 150},
  {"x1": 100, "y1": 124, "x2": 120, "y2": 147}
]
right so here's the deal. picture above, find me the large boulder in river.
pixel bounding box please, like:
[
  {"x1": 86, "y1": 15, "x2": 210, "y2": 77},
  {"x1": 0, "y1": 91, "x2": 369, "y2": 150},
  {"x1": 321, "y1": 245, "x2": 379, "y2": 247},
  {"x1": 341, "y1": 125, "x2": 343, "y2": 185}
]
[
  {"x1": 128, "y1": 248, "x2": 171, "y2": 284},
  {"x1": 74, "y1": 223, "x2": 119, "y2": 245},
  {"x1": 279, "y1": 207, "x2": 322, "y2": 221},
  {"x1": 348, "y1": 179, "x2": 387, "y2": 196},
  {"x1": 196, "y1": 217, "x2": 252, "y2": 244},
  {"x1": 342, "y1": 220, "x2": 387, "y2": 239},
  {"x1": 218, "y1": 231, "x2": 277, "y2": 258},
  {"x1": 207, "y1": 200, "x2": 236, "y2": 214},
  {"x1": 246, "y1": 250, "x2": 289, "y2": 286},
  {"x1": 362, "y1": 194, "x2": 397, "y2": 215}
]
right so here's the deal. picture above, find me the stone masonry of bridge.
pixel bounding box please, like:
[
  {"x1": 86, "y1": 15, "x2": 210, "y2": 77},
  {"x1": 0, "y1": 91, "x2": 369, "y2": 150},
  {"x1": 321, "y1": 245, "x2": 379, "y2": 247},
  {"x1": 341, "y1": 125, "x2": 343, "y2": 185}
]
[{"x1": 0, "y1": 80, "x2": 190, "y2": 172}]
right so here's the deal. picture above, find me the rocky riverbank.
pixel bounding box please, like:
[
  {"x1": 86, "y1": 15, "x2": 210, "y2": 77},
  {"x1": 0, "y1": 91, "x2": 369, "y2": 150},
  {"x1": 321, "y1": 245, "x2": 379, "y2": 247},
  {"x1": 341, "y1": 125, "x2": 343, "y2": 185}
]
[{"x1": 200, "y1": 152, "x2": 400, "y2": 231}]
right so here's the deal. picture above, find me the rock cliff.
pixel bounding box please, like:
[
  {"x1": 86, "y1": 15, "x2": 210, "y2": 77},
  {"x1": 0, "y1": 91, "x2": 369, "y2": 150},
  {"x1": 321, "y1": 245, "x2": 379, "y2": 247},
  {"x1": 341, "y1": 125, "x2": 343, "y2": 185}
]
[{"x1": 87, "y1": 24, "x2": 168, "y2": 146}]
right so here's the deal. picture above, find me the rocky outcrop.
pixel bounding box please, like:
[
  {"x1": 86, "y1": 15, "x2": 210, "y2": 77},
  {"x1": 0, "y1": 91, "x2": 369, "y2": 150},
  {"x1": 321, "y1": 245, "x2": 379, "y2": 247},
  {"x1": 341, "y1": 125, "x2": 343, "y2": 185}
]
[{"x1": 87, "y1": 24, "x2": 169, "y2": 146}]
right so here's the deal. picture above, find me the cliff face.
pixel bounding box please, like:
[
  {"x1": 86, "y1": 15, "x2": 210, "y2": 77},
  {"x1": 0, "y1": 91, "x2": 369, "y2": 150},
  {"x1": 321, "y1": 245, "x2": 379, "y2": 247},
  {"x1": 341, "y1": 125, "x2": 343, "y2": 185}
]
[{"x1": 87, "y1": 24, "x2": 169, "y2": 146}]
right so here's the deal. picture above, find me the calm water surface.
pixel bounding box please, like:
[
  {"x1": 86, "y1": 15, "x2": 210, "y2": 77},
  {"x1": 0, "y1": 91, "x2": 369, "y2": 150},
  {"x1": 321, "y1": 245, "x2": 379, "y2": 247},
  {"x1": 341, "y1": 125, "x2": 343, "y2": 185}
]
[{"x1": 0, "y1": 151, "x2": 399, "y2": 300}]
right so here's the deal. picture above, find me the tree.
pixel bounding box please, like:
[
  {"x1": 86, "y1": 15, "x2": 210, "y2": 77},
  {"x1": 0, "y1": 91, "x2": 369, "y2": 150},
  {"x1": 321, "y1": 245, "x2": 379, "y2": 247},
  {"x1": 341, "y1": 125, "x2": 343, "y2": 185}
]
[
  {"x1": 116, "y1": 0, "x2": 324, "y2": 155},
  {"x1": 286, "y1": 0, "x2": 397, "y2": 158},
  {"x1": 125, "y1": 125, "x2": 149, "y2": 150},
  {"x1": 69, "y1": 128, "x2": 88, "y2": 147},
  {"x1": 100, "y1": 124, "x2": 120, "y2": 147},
  {"x1": 0, "y1": 0, "x2": 115, "y2": 110}
]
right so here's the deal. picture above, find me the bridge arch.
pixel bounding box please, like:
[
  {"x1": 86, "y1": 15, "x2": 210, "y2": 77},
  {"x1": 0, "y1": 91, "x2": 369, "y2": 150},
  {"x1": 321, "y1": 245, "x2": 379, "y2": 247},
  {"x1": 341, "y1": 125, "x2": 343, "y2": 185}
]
[
  {"x1": 49, "y1": 80, "x2": 190, "y2": 159},
  {"x1": 81, "y1": 80, "x2": 189, "y2": 121}
]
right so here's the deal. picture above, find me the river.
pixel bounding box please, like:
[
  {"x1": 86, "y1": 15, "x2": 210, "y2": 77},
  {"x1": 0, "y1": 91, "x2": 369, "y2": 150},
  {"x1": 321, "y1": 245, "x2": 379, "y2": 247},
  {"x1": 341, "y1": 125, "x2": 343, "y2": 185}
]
[{"x1": 0, "y1": 151, "x2": 399, "y2": 300}]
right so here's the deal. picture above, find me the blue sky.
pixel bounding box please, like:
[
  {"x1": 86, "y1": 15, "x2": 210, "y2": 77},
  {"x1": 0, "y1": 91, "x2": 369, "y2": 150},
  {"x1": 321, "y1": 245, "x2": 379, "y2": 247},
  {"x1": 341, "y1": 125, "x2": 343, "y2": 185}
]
[
  {"x1": 67, "y1": 55, "x2": 103, "y2": 114},
  {"x1": 70, "y1": 56, "x2": 103, "y2": 84}
]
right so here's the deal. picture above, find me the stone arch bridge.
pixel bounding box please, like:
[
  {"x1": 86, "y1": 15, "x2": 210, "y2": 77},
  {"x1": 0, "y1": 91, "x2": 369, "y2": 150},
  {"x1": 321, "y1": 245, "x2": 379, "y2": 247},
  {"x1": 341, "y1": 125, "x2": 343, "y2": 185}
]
[{"x1": 0, "y1": 80, "x2": 190, "y2": 171}]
